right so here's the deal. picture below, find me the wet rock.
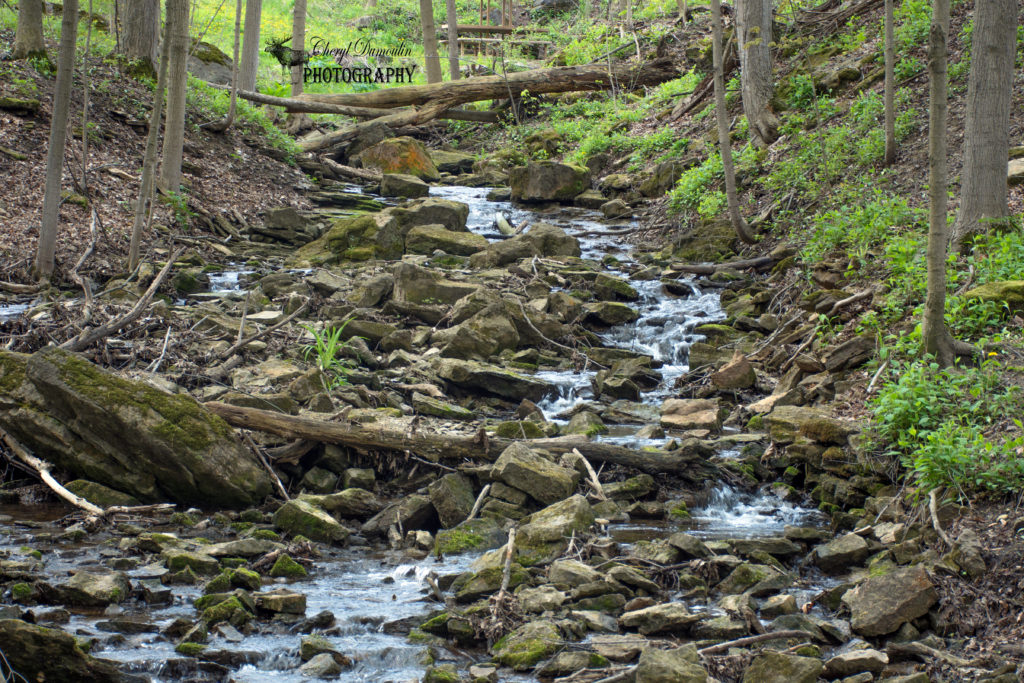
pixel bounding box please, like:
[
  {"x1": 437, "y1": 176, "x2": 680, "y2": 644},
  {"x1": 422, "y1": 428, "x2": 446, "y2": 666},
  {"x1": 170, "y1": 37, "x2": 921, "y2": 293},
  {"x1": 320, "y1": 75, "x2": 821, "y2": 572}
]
[
  {"x1": 205, "y1": 538, "x2": 283, "y2": 558},
  {"x1": 518, "y1": 585, "x2": 567, "y2": 613},
  {"x1": 492, "y1": 443, "x2": 580, "y2": 505},
  {"x1": 813, "y1": 532, "x2": 870, "y2": 572},
  {"x1": 730, "y1": 537, "x2": 802, "y2": 558},
  {"x1": 823, "y1": 649, "x2": 889, "y2": 678},
  {"x1": 299, "y1": 652, "x2": 344, "y2": 677},
  {"x1": 429, "y1": 149, "x2": 475, "y2": 173},
  {"x1": 0, "y1": 619, "x2": 125, "y2": 682},
  {"x1": 743, "y1": 652, "x2": 823, "y2": 683},
  {"x1": 666, "y1": 533, "x2": 713, "y2": 559},
  {"x1": 65, "y1": 480, "x2": 141, "y2": 508},
  {"x1": 711, "y1": 354, "x2": 757, "y2": 390},
  {"x1": 574, "y1": 188, "x2": 608, "y2": 209},
  {"x1": 661, "y1": 398, "x2": 721, "y2": 432},
  {"x1": 96, "y1": 618, "x2": 159, "y2": 634},
  {"x1": 300, "y1": 634, "x2": 350, "y2": 663},
  {"x1": 393, "y1": 262, "x2": 479, "y2": 306},
  {"x1": 273, "y1": 499, "x2": 351, "y2": 545},
  {"x1": 380, "y1": 172, "x2": 429, "y2": 198},
  {"x1": 269, "y1": 554, "x2": 308, "y2": 578},
  {"x1": 59, "y1": 571, "x2": 130, "y2": 607},
  {"x1": 428, "y1": 473, "x2": 477, "y2": 528},
  {"x1": 0, "y1": 347, "x2": 272, "y2": 507},
  {"x1": 549, "y1": 559, "x2": 601, "y2": 587},
  {"x1": 603, "y1": 474, "x2": 655, "y2": 501},
  {"x1": 435, "y1": 358, "x2": 552, "y2": 402},
  {"x1": 361, "y1": 494, "x2": 437, "y2": 537},
  {"x1": 355, "y1": 136, "x2": 440, "y2": 180},
  {"x1": 406, "y1": 223, "x2": 489, "y2": 256},
  {"x1": 510, "y1": 161, "x2": 590, "y2": 203},
  {"x1": 594, "y1": 273, "x2": 639, "y2": 301},
  {"x1": 255, "y1": 588, "x2": 306, "y2": 615},
  {"x1": 300, "y1": 466, "x2": 339, "y2": 494},
  {"x1": 411, "y1": 392, "x2": 476, "y2": 420},
  {"x1": 583, "y1": 301, "x2": 640, "y2": 326},
  {"x1": 717, "y1": 563, "x2": 790, "y2": 595},
  {"x1": 516, "y1": 495, "x2": 595, "y2": 564},
  {"x1": 595, "y1": 358, "x2": 660, "y2": 402},
  {"x1": 491, "y1": 619, "x2": 561, "y2": 670},
  {"x1": 842, "y1": 565, "x2": 937, "y2": 636},
  {"x1": 760, "y1": 593, "x2": 798, "y2": 617},
  {"x1": 455, "y1": 564, "x2": 529, "y2": 602},
  {"x1": 619, "y1": 603, "x2": 702, "y2": 635},
  {"x1": 635, "y1": 644, "x2": 707, "y2": 683},
  {"x1": 301, "y1": 489, "x2": 383, "y2": 520}
]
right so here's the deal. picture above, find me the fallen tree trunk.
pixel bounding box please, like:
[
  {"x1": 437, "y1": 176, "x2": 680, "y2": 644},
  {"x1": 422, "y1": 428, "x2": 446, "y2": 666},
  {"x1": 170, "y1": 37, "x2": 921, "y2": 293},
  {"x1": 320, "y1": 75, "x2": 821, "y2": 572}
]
[
  {"x1": 235, "y1": 88, "x2": 500, "y2": 122},
  {"x1": 204, "y1": 401, "x2": 719, "y2": 482},
  {"x1": 296, "y1": 57, "x2": 680, "y2": 110}
]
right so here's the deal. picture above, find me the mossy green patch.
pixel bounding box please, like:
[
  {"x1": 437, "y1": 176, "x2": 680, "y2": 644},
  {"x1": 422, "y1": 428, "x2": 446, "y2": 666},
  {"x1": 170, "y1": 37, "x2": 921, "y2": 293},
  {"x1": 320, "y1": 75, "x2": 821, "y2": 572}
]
[
  {"x1": 175, "y1": 642, "x2": 207, "y2": 656},
  {"x1": 269, "y1": 554, "x2": 308, "y2": 578},
  {"x1": 10, "y1": 583, "x2": 33, "y2": 602}
]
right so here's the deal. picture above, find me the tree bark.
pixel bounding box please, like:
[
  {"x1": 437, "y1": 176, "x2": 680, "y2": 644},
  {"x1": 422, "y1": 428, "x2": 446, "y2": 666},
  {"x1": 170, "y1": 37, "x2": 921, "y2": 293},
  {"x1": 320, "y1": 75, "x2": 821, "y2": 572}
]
[
  {"x1": 128, "y1": 15, "x2": 170, "y2": 271},
  {"x1": 203, "y1": 401, "x2": 720, "y2": 482},
  {"x1": 205, "y1": 0, "x2": 242, "y2": 133},
  {"x1": 949, "y1": 0, "x2": 1016, "y2": 251},
  {"x1": 123, "y1": 0, "x2": 159, "y2": 70},
  {"x1": 883, "y1": 0, "x2": 895, "y2": 165},
  {"x1": 712, "y1": 0, "x2": 755, "y2": 244},
  {"x1": 159, "y1": 0, "x2": 188, "y2": 192},
  {"x1": 290, "y1": 0, "x2": 307, "y2": 96},
  {"x1": 445, "y1": 0, "x2": 460, "y2": 80},
  {"x1": 35, "y1": 0, "x2": 79, "y2": 281},
  {"x1": 420, "y1": 0, "x2": 443, "y2": 83},
  {"x1": 239, "y1": 0, "x2": 263, "y2": 92},
  {"x1": 736, "y1": 0, "x2": 778, "y2": 146},
  {"x1": 13, "y1": 0, "x2": 47, "y2": 60},
  {"x1": 922, "y1": 0, "x2": 952, "y2": 365}
]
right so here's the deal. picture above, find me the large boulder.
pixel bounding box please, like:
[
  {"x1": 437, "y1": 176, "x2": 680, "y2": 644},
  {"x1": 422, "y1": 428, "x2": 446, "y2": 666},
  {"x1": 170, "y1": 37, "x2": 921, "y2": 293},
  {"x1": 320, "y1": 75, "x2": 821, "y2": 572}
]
[
  {"x1": 361, "y1": 494, "x2": 438, "y2": 537},
  {"x1": 428, "y1": 473, "x2": 477, "y2": 528},
  {"x1": 660, "y1": 398, "x2": 721, "y2": 431},
  {"x1": 516, "y1": 495, "x2": 595, "y2": 564},
  {"x1": 841, "y1": 565, "x2": 938, "y2": 636},
  {"x1": 429, "y1": 149, "x2": 475, "y2": 173},
  {"x1": 380, "y1": 173, "x2": 429, "y2": 198},
  {"x1": 273, "y1": 499, "x2": 351, "y2": 545},
  {"x1": 0, "y1": 347, "x2": 271, "y2": 507},
  {"x1": 393, "y1": 262, "x2": 480, "y2": 306},
  {"x1": 742, "y1": 652, "x2": 823, "y2": 683},
  {"x1": 405, "y1": 224, "x2": 488, "y2": 256},
  {"x1": 0, "y1": 620, "x2": 126, "y2": 682},
  {"x1": 355, "y1": 136, "x2": 440, "y2": 180},
  {"x1": 812, "y1": 532, "x2": 869, "y2": 572},
  {"x1": 469, "y1": 223, "x2": 581, "y2": 268},
  {"x1": 491, "y1": 443, "x2": 579, "y2": 505},
  {"x1": 434, "y1": 358, "x2": 553, "y2": 402},
  {"x1": 620, "y1": 604, "x2": 702, "y2": 635},
  {"x1": 964, "y1": 280, "x2": 1024, "y2": 312},
  {"x1": 509, "y1": 161, "x2": 591, "y2": 202},
  {"x1": 60, "y1": 571, "x2": 131, "y2": 607}
]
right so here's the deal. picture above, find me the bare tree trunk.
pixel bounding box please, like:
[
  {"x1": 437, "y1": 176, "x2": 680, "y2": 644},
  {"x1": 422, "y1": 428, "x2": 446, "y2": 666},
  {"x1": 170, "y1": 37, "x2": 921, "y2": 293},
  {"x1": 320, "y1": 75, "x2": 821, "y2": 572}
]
[
  {"x1": 445, "y1": 0, "x2": 460, "y2": 80},
  {"x1": 13, "y1": 0, "x2": 48, "y2": 60},
  {"x1": 676, "y1": 0, "x2": 687, "y2": 24},
  {"x1": 129, "y1": 16, "x2": 170, "y2": 271},
  {"x1": 81, "y1": 0, "x2": 94, "y2": 193},
  {"x1": 35, "y1": 0, "x2": 79, "y2": 281},
  {"x1": 883, "y1": 0, "x2": 895, "y2": 165},
  {"x1": 159, "y1": 0, "x2": 188, "y2": 192},
  {"x1": 922, "y1": 0, "x2": 953, "y2": 365},
  {"x1": 712, "y1": 0, "x2": 755, "y2": 244},
  {"x1": 950, "y1": 0, "x2": 1016, "y2": 251},
  {"x1": 290, "y1": 0, "x2": 306, "y2": 95},
  {"x1": 736, "y1": 0, "x2": 778, "y2": 146},
  {"x1": 365, "y1": 0, "x2": 378, "y2": 9},
  {"x1": 239, "y1": 0, "x2": 262, "y2": 92},
  {"x1": 206, "y1": 0, "x2": 242, "y2": 133},
  {"x1": 420, "y1": 0, "x2": 443, "y2": 84},
  {"x1": 123, "y1": 0, "x2": 159, "y2": 70}
]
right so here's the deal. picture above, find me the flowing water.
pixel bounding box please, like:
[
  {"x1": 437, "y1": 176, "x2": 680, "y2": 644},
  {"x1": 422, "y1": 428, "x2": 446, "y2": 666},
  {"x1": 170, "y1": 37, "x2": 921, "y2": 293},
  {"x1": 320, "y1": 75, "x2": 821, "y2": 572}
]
[{"x1": 0, "y1": 185, "x2": 826, "y2": 681}]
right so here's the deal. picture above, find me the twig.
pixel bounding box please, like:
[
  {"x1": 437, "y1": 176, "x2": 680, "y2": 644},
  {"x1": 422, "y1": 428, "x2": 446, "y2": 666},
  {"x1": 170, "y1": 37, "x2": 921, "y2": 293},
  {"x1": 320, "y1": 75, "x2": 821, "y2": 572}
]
[
  {"x1": 60, "y1": 247, "x2": 184, "y2": 352},
  {"x1": 572, "y1": 448, "x2": 606, "y2": 501},
  {"x1": 466, "y1": 484, "x2": 490, "y2": 521},
  {"x1": 929, "y1": 488, "x2": 953, "y2": 546},
  {"x1": 216, "y1": 299, "x2": 309, "y2": 360},
  {"x1": 498, "y1": 527, "x2": 517, "y2": 598},
  {"x1": 0, "y1": 427, "x2": 104, "y2": 515},
  {"x1": 826, "y1": 288, "x2": 873, "y2": 317},
  {"x1": 780, "y1": 325, "x2": 818, "y2": 372},
  {"x1": 70, "y1": 207, "x2": 100, "y2": 324},
  {"x1": 236, "y1": 290, "x2": 251, "y2": 346},
  {"x1": 865, "y1": 359, "x2": 888, "y2": 395},
  {"x1": 148, "y1": 326, "x2": 173, "y2": 373},
  {"x1": 243, "y1": 432, "x2": 289, "y2": 500}
]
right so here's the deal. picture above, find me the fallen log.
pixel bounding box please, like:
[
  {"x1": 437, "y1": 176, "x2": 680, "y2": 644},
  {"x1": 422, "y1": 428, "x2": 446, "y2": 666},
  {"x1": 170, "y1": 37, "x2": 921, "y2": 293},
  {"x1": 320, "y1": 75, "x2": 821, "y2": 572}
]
[
  {"x1": 203, "y1": 402, "x2": 719, "y2": 482},
  {"x1": 668, "y1": 256, "x2": 775, "y2": 276},
  {"x1": 234, "y1": 88, "x2": 500, "y2": 122},
  {"x1": 296, "y1": 57, "x2": 680, "y2": 110}
]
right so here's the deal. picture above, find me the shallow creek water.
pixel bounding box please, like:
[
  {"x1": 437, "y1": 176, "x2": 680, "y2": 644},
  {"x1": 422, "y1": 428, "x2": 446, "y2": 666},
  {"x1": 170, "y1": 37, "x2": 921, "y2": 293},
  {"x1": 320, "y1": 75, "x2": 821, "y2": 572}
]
[{"x1": 0, "y1": 185, "x2": 826, "y2": 681}]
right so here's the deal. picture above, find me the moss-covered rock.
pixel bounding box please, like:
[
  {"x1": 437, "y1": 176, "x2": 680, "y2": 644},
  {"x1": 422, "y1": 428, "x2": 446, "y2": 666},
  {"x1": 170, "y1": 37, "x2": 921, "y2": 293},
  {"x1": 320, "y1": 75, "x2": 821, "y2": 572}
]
[
  {"x1": 435, "y1": 517, "x2": 509, "y2": 556},
  {"x1": 0, "y1": 347, "x2": 272, "y2": 507},
  {"x1": 272, "y1": 499, "x2": 350, "y2": 545},
  {"x1": 356, "y1": 137, "x2": 440, "y2": 180},
  {"x1": 406, "y1": 223, "x2": 488, "y2": 256},
  {"x1": 0, "y1": 620, "x2": 125, "y2": 682},
  {"x1": 510, "y1": 162, "x2": 591, "y2": 203},
  {"x1": 491, "y1": 620, "x2": 561, "y2": 670},
  {"x1": 269, "y1": 554, "x2": 308, "y2": 578},
  {"x1": 64, "y1": 480, "x2": 141, "y2": 508}
]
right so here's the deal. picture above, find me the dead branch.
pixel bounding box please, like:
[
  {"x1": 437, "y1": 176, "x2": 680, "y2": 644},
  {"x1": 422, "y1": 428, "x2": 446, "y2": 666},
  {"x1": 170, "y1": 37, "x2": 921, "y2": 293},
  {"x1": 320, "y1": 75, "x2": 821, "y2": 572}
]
[
  {"x1": 216, "y1": 298, "x2": 309, "y2": 360},
  {"x1": 0, "y1": 427, "x2": 103, "y2": 515},
  {"x1": 321, "y1": 156, "x2": 383, "y2": 182},
  {"x1": 668, "y1": 256, "x2": 774, "y2": 276},
  {"x1": 466, "y1": 484, "x2": 491, "y2": 522},
  {"x1": 697, "y1": 629, "x2": 812, "y2": 655}
]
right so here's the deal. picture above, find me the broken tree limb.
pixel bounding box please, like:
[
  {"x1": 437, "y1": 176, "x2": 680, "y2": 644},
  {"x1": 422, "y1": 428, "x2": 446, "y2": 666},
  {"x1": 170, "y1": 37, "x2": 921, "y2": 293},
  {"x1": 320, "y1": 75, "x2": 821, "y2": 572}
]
[
  {"x1": 202, "y1": 402, "x2": 719, "y2": 482},
  {"x1": 697, "y1": 630, "x2": 812, "y2": 655},
  {"x1": 216, "y1": 298, "x2": 309, "y2": 361},
  {"x1": 320, "y1": 156, "x2": 382, "y2": 182},
  {"x1": 233, "y1": 88, "x2": 499, "y2": 122},
  {"x1": 0, "y1": 427, "x2": 104, "y2": 515},
  {"x1": 60, "y1": 247, "x2": 184, "y2": 352},
  {"x1": 668, "y1": 256, "x2": 774, "y2": 276}
]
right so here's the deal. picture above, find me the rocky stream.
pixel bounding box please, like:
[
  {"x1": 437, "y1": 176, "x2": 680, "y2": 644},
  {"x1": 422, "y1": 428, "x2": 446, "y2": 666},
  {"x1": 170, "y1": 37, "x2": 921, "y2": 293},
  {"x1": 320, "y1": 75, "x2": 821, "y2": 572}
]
[{"x1": 0, "y1": 146, "x2": 995, "y2": 683}]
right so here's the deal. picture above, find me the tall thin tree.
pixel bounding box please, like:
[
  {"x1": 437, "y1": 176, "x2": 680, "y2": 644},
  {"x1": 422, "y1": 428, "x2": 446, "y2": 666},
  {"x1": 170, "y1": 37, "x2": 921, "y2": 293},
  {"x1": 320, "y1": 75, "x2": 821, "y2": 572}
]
[
  {"x1": 736, "y1": 0, "x2": 778, "y2": 146},
  {"x1": 290, "y1": 0, "x2": 307, "y2": 95},
  {"x1": 129, "y1": 15, "x2": 171, "y2": 271},
  {"x1": 35, "y1": 0, "x2": 80, "y2": 281},
  {"x1": 239, "y1": 0, "x2": 263, "y2": 92},
  {"x1": 420, "y1": 0, "x2": 442, "y2": 83},
  {"x1": 883, "y1": 0, "x2": 896, "y2": 165},
  {"x1": 950, "y1": 0, "x2": 1017, "y2": 250},
  {"x1": 123, "y1": 0, "x2": 160, "y2": 71},
  {"x1": 711, "y1": 0, "x2": 755, "y2": 244},
  {"x1": 921, "y1": 0, "x2": 963, "y2": 365},
  {"x1": 13, "y1": 0, "x2": 48, "y2": 60},
  {"x1": 159, "y1": 0, "x2": 188, "y2": 192},
  {"x1": 445, "y1": 0, "x2": 460, "y2": 80},
  {"x1": 206, "y1": 0, "x2": 242, "y2": 133}
]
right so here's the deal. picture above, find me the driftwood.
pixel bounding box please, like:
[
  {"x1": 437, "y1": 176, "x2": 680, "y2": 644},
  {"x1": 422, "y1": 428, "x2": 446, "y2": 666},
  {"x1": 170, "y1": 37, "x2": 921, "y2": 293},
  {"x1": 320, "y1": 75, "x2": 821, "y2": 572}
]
[
  {"x1": 321, "y1": 157, "x2": 382, "y2": 182},
  {"x1": 60, "y1": 247, "x2": 183, "y2": 352},
  {"x1": 203, "y1": 402, "x2": 719, "y2": 482}
]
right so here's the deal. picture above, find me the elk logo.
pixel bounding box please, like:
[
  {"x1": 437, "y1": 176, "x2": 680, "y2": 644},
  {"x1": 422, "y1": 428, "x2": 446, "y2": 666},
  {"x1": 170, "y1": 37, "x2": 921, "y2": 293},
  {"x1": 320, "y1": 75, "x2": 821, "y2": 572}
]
[{"x1": 264, "y1": 36, "x2": 308, "y2": 72}]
